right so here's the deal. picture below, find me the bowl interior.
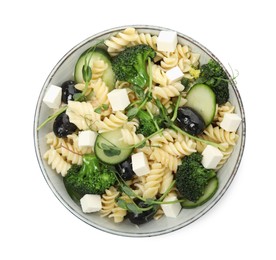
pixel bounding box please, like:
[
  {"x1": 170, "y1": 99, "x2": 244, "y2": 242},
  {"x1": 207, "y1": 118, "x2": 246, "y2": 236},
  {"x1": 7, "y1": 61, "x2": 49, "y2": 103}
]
[{"x1": 34, "y1": 25, "x2": 245, "y2": 237}]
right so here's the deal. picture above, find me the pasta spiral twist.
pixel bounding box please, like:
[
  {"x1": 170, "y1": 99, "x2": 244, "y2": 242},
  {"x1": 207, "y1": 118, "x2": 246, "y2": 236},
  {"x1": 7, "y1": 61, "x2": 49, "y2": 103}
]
[
  {"x1": 45, "y1": 132, "x2": 65, "y2": 148},
  {"x1": 149, "y1": 148, "x2": 180, "y2": 173},
  {"x1": 98, "y1": 111, "x2": 128, "y2": 133},
  {"x1": 215, "y1": 146, "x2": 234, "y2": 170},
  {"x1": 151, "y1": 64, "x2": 168, "y2": 86},
  {"x1": 160, "y1": 136, "x2": 197, "y2": 158},
  {"x1": 159, "y1": 168, "x2": 173, "y2": 194},
  {"x1": 160, "y1": 53, "x2": 179, "y2": 71},
  {"x1": 214, "y1": 102, "x2": 235, "y2": 125},
  {"x1": 56, "y1": 142, "x2": 83, "y2": 165},
  {"x1": 152, "y1": 82, "x2": 184, "y2": 99},
  {"x1": 43, "y1": 146, "x2": 71, "y2": 177},
  {"x1": 101, "y1": 186, "x2": 120, "y2": 217},
  {"x1": 120, "y1": 128, "x2": 144, "y2": 146},
  {"x1": 131, "y1": 32, "x2": 158, "y2": 50},
  {"x1": 91, "y1": 60, "x2": 108, "y2": 80},
  {"x1": 90, "y1": 78, "x2": 110, "y2": 105},
  {"x1": 108, "y1": 193, "x2": 129, "y2": 223},
  {"x1": 175, "y1": 44, "x2": 190, "y2": 59},
  {"x1": 143, "y1": 163, "x2": 166, "y2": 199},
  {"x1": 67, "y1": 133, "x2": 92, "y2": 154},
  {"x1": 105, "y1": 27, "x2": 138, "y2": 56},
  {"x1": 203, "y1": 124, "x2": 238, "y2": 146}
]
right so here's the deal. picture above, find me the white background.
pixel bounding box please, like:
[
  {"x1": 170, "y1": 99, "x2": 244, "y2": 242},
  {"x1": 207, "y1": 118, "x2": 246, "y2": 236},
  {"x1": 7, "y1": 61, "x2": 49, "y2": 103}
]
[{"x1": 1, "y1": 0, "x2": 275, "y2": 259}]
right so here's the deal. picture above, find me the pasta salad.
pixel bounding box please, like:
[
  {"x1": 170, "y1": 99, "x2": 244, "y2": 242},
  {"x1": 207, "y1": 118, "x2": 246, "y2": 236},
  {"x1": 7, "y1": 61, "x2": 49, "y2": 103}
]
[{"x1": 39, "y1": 27, "x2": 241, "y2": 225}]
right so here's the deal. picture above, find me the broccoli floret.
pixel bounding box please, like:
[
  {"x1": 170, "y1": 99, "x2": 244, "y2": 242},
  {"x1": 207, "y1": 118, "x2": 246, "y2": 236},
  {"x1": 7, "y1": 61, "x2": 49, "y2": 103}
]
[
  {"x1": 181, "y1": 77, "x2": 194, "y2": 92},
  {"x1": 136, "y1": 110, "x2": 156, "y2": 137},
  {"x1": 197, "y1": 59, "x2": 229, "y2": 105},
  {"x1": 136, "y1": 110, "x2": 164, "y2": 137},
  {"x1": 63, "y1": 154, "x2": 117, "y2": 201},
  {"x1": 112, "y1": 44, "x2": 156, "y2": 88},
  {"x1": 176, "y1": 153, "x2": 216, "y2": 202}
]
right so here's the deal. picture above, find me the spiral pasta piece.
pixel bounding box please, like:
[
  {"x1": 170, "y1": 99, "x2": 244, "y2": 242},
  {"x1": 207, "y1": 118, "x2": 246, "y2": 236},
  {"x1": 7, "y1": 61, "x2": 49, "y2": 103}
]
[
  {"x1": 56, "y1": 142, "x2": 83, "y2": 165},
  {"x1": 178, "y1": 57, "x2": 192, "y2": 73},
  {"x1": 91, "y1": 60, "x2": 108, "y2": 80},
  {"x1": 203, "y1": 124, "x2": 239, "y2": 146},
  {"x1": 143, "y1": 163, "x2": 166, "y2": 199},
  {"x1": 131, "y1": 32, "x2": 158, "y2": 49},
  {"x1": 214, "y1": 102, "x2": 235, "y2": 125},
  {"x1": 120, "y1": 128, "x2": 144, "y2": 146},
  {"x1": 132, "y1": 175, "x2": 147, "y2": 196},
  {"x1": 149, "y1": 128, "x2": 185, "y2": 147},
  {"x1": 98, "y1": 111, "x2": 128, "y2": 133},
  {"x1": 43, "y1": 146, "x2": 71, "y2": 177},
  {"x1": 74, "y1": 82, "x2": 92, "y2": 97},
  {"x1": 45, "y1": 132, "x2": 65, "y2": 148},
  {"x1": 125, "y1": 118, "x2": 140, "y2": 130},
  {"x1": 175, "y1": 44, "x2": 190, "y2": 59},
  {"x1": 66, "y1": 101, "x2": 101, "y2": 131},
  {"x1": 105, "y1": 27, "x2": 138, "y2": 56},
  {"x1": 160, "y1": 53, "x2": 179, "y2": 71},
  {"x1": 149, "y1": 148, "x2": 180, "y2": 172},
  {"x1": 101, "y1": 186, "x2": 120, "y2": 217},
  {"x1": 90, "y1": 78, "x2": 110, "y2": 105},
  {"x1": 151, "y1": 64, "x2": 168, "y2": 86},
  {"x1": 215, "y1": 146, "x2": 234, "y2": 170},
  {"x1": 152, "y1": 82, "x2": 184, "y2": 99},
  {"x1": 108, "y1": 193, "x2": 129, "y2": 223},
  {"x1": 160, "y1": 136, "x2": 197, "y2": 158},
  {"x1": 67, "y1": 133, "x2": 92, "y2": 154},
  {"x1": 159, "y1": 168, "x2": 174, "y2": 194}
]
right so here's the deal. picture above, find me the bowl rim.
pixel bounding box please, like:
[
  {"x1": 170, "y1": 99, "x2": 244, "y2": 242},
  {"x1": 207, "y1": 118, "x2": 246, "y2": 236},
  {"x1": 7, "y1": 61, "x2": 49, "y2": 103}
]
[{"x1": 34, "y1": 24, "x2": 246, "y2": 237}]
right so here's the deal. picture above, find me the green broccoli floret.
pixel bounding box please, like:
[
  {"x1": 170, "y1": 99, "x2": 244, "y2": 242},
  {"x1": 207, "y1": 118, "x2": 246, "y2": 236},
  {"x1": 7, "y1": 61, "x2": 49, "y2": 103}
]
[
  {"x1": 176, "y1": 153, "x2": 216, "y2": 202},
  {"x1": 197, "y1": 59, "x2": 229, "y2": 105},
  {"x1": 112, "y1": 44, "x2": 156, "y2": 88},
  {"x1": 63, "y1": 154, "x2": 117, "y2": 201},
  {"x1": 136, "y1": 110, "x2": 157, "y2": 137},
  {"x1": 181, "y1": 77, "x2": 194, "y2": 91}
]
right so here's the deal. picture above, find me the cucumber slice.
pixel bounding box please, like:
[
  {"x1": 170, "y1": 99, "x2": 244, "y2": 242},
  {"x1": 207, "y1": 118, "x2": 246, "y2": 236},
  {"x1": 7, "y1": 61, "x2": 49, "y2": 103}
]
[
  {"x1": 95, "y1": 128, "x2": 133, "y2": 165},
  {"x1": 74, "y1": 47, "x2": 115, "y2": 91},
  {"x1": 181, "y1": 177, "x2": 219, "y2": 208},
  {"x1": 185, "y1": 83, "x2": 216, "y2": 126}
]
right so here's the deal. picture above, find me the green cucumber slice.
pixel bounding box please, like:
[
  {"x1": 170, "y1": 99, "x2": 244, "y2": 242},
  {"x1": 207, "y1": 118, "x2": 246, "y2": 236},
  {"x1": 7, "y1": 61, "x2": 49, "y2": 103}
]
[
  {"x1": 185, "y1": 83, "x2": 216, "y2": 126},
  {"x1": 74, "y1": 47, "x2": 115, "y2": 91},
  {"x1": 95, "y1": 128, "x2": 133, "y2": 165},
  {"x1": 181, "y1": 177, "x2": 219, "y2": 208}
]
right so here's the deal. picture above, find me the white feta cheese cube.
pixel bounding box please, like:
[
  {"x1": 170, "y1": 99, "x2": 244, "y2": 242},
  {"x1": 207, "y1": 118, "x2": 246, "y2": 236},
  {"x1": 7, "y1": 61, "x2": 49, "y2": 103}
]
[
  {"x1": 131, "y1": 152, "x2": 150, "y2": 176},
  {"x1": 220, "y1": 113, "x2": 242, "y2": 132},
  {"x1": 107, "y1": 89, "x2": 130, "y2": 111},
  {"x1": 78, "y1": 130, "x2": 97, "y2": 148},
  {"x1": 166, "y1": 66, "x2": 184, "y2": 83},
  {"x1": 157, "y1": 31, "x2": 178, "y2": 52},
  {"x1": 201, "y1": 145, "x2": 223, "y2": 169},
  {"x1": 161, "y1": 195, "x2": 181, "y2": 218},
  {"x1": 80, "y1": 194, "x2": 102, "y2": 213},
  {"x1": 43, "y1": 84, "x2": 62, "y2": 109}
]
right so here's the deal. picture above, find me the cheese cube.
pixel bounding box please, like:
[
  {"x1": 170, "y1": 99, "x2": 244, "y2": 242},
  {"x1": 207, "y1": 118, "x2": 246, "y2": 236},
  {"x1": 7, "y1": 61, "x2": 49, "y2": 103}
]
[
  {"x1": 80, "y1": 194, "x2": 102, "y2": 213},
  {"x1": 220, "y1": 113, "x2": 241, "y2": 132},
  {"x1": 157, "y1": 31, "x2": 178, "y2": 52},
  {"x1": 107, "y1": 89, "x2": 130, "y2": 111},
  {"x1": 43, "y1": 84, "x2": 62, "y2": 109},
  {"x1": 131, "y1": 152, "x2": 150, "y2": 176},
  {"x1": 166, "y1": 66, "x2": 184, "y2": 83},
  {"x1": 78, "y1": 130, "x2": 97, "y2": 148},
  {"x1": 201, "y1": 145, "x2": 223, "y2": 169},
  {"x1": 161, "y1": 195, "x2": 181, "y2": 218}
]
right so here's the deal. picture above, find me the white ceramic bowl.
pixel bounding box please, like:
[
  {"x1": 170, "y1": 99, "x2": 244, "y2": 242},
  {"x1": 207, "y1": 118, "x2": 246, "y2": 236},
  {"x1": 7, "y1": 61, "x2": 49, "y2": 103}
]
[{"x1": 34, "y1": 25, "x2": 246, "y2": 237}]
